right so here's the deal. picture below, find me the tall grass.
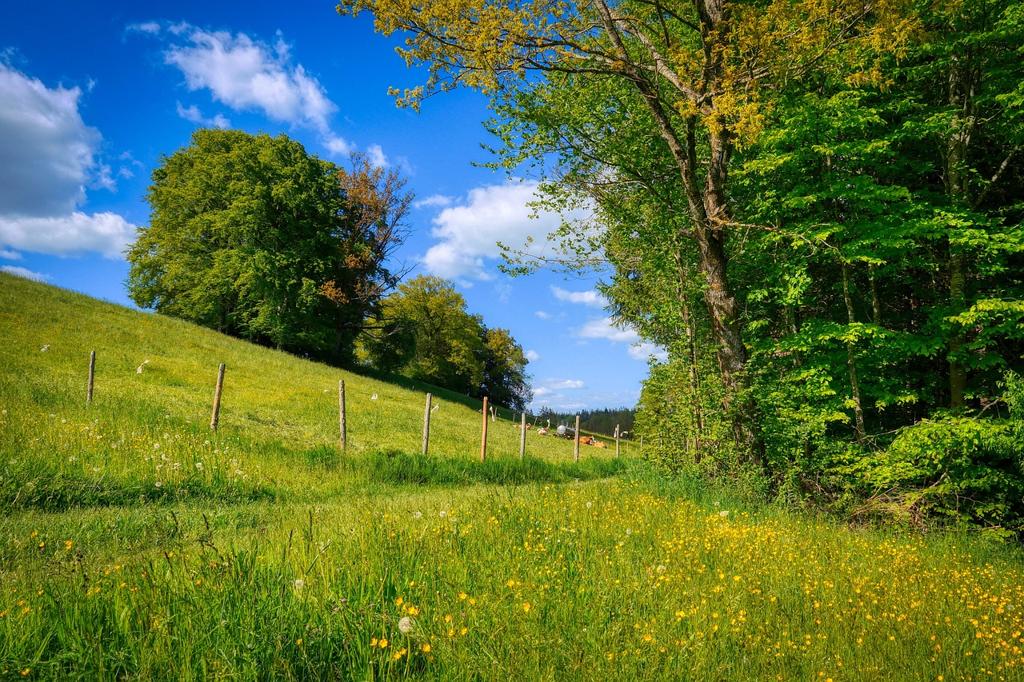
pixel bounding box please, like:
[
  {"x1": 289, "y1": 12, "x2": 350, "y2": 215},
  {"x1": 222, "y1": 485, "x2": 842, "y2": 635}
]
[
  {"x1": 3, "y1": 481, "x2": 1024, "y2": 680},
  {"x1": 3, "y1": 273, "x2": 1024, "y2": 680}
]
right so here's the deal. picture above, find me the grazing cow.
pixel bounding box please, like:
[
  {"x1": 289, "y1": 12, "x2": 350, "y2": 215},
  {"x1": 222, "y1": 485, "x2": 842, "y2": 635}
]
[
  {"x1": 580, "y1": 436, "x2": 594, "y2": 446},
  {"x1": 537, "y1": 427, "x2": 548, "y2": 436},
  {"x1": 592, "y1": 440, "x2": 607, "y2": 449}
]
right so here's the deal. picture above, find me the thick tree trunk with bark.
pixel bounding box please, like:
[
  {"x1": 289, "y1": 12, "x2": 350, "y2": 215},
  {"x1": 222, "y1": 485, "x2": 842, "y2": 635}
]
[
  {"x1": 943, "y1": 58, "x2": 976, "y2": 410},
  {"x1": 595, "y1": 0, "x2": 763, "y2": 463}
]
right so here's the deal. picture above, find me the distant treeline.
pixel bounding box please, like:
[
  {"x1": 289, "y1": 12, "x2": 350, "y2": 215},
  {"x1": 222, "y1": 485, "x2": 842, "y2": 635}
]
[{"x1": 533, "y1": 407, "x2": 635, "y2": 437}]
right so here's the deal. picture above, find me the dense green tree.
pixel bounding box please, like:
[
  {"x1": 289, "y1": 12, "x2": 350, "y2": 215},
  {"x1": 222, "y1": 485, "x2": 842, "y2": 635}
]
[
  {"x1": 343, "y1": 0, "x2": 1024, "y2": 529},
  {"x1": 127, "y1": 129, "x2": 409, "y2": 365},
  {"x1": 358, "y1": 276, "x2": 532, "y2": 408},
  {"x1": 481, "y1": 327, "x2": 532, "y2": 411},
  {"x1": 340, "y1": 0, "x2": 912, "y2": 461}
]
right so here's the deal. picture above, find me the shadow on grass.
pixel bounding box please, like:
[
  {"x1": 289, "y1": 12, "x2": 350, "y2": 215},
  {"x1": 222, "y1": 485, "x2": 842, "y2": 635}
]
[
  {"x1": 352, "y1": 449, "x2": 629, "y2": 486},
  {"x1": 0, "y1": 464, "x2": 275, "y2": 513}
]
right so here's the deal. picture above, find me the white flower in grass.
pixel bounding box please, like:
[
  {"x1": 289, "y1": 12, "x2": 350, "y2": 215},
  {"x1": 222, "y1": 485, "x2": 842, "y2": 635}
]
[
  {"x1": 439, "y1": 510, "x2": 447, "y2": 519},
  {"x1": 154, "y1": 481, "x2": 163, "y2": 488},
  {"x1": 40, "y1": 345, "x2": 49, "y2": 352},
  {"x1": 398, "y1": 617, "x2": 415, "y2": 634},
  {"x1": 718, "y1": 510, "x2": 730, "y2": 518},
  {"x1": 136, "y1": 359, "x2": 149, "y2": 374},
  {"x1": 293, "y1": 579, "x2": 305, "y2": 590},
  {"x1": 412, "y1": 511, "x2": 423, "y2": 519},
  {"x1": 371, "y1": 393, "x2": 378, "y2": 401}
]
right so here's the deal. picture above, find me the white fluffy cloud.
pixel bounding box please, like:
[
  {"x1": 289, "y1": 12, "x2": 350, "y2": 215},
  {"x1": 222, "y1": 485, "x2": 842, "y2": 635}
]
[
  {"x1": 323, "y1": 134, "x2": 354, "y2": 157},
  {"x1": 0, "y1": 249, "x2": 21, "y2": 260},
  {"x1": 525, "y1": 349, "x2": 540, "y2": 362},
  {"x1": 578, "y1": 317, "x2": 667, "y2": 363},
  {"x1": 139, "y1": 23, "x2": 384, "y2": 161},
  {"x1": 0, "y1": 64, "x2": 135, "y2": 258},
  {"x1": 164, "y1": 27, "x2": 336, "y2": 133},
  {"x1": 414, "y1": 194, "x2": 453, "y2": 210},
  {"x1": 530, "y1": 377, "x2": 586, "y2": 408},
  {"x1": 422, "y1": 179, "x2": 580, "y2": 280},
  {"x1": 155, "y1": 24, "x2": 372, "y2": 161},
  {"x1": 534, "y1": 310, "x2": 552, "y2": 320},
  {"x1": 548, "y1": 379, "x2": 585, "y2": 390},
  {"x1": 0, "y1": 213, "x2": 135, "y2": 258},
  {"x1": 1, "y1": 265, "x2": 48, "y2": 282},
  {"x1": 366, "y1": 144, "x2": 388, "y2": 168},
  {"x1": 579, "y1": 317, "x2": 640, "y2": 344},
  {"x1": 0, "y1": 64, "x2": 97, "y2": 217},
  {"x1": 176, "y1": 101, "x2": 230, "y2": 129},
  {"x1": 551, "y1": 286, "x2": 607, "y2": 308},
  {"x1": 629, "y1": 342, "x2": 669, "y2": 362}
]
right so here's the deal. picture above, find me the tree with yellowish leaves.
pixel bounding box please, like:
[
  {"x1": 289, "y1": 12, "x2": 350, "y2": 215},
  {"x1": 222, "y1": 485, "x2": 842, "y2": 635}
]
[{"x1": 338, "y1": 0, "x2": 915, "y2": 460}]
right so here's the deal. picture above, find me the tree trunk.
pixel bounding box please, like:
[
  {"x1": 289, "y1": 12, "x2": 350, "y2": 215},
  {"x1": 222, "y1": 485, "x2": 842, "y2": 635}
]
[
  {"x1": 602, "y1": 1, "x2": 762, "y2": 463},
  {"x1": 943, "y1": 57, "x2": 976, "y2": 411},
  {"x1": 841, "y1": 261, "x2": 866, "y2": 442},
  {"x1": 948, "y1": 251, "x2": 967, "y2": 409},
  {"x1": 676, "y1": 268, "x2": 705, "y2": 461}
]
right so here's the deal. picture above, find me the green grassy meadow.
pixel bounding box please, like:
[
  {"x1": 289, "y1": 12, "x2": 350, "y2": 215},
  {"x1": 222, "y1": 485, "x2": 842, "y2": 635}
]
[{"x1": 2, "y1": 272, "x2": 1024, "y2": 680}]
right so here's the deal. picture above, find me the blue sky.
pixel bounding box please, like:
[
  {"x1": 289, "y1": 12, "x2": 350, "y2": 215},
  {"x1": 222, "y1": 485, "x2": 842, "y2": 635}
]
[{"x1": 0, "y1": 0, "x2": 662, "y2": 411}]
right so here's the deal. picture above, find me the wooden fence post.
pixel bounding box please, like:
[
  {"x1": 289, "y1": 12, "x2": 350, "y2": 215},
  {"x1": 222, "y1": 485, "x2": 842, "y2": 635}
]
[
  {"x1": 422, "y1": 393, "x2": 432, "y2": 455},
  {"x1": 86, "y1": 350, "x2": 96, "y2": 404},
  {"x1": 573, "y1": 414, "x2": 581, "y2": 463},
  {"x1": 615, "y1": 424, "x2": 620, "y2": 457},
  {"x1": 519, "y1": 412, "x2": 527, "y2": 460},
  {"x1": 480, "y1": 396, "x2": 489, "y2": 462},
  {"x1": 338, "y1": 379, "x2": 347, "y2": 450},
  {"x1": 210, "y1": 363, "x2": 225, "y2": 431}
]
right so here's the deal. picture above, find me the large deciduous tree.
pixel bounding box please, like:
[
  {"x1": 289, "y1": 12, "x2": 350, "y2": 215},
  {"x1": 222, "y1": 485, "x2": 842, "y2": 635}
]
[
  {"x1": 127, "y1": 129, "x2": 410, "y2": 365},
  {"x1": 339, "y1": 0, "x2": 913, "y2": 461}
]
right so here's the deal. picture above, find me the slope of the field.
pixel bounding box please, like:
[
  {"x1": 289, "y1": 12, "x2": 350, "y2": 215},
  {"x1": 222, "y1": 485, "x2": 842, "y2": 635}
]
[
  {"x1": 3, "y1": 272, "x2": 1024, "y2": 681},
  {"x1": 0, "y1": 273, "x2": 624, "y2": 508}
]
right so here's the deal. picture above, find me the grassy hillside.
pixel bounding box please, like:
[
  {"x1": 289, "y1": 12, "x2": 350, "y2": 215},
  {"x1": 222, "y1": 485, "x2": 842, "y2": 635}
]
[
  {"x1": 2, "y1": 272, "x2": 1024, "y2": 680},
  {"x1": 0, "y1": 273, "x2": 623, "y2": 508}
]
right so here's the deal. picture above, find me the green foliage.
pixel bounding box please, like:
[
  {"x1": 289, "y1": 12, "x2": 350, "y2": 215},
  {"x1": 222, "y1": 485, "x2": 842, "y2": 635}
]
[
  {"x1": 127, "y1": 129, "x2": 410, "y2": 366},
  {"x1": 5, "y1": 260, "x2": 1024, "y2": 680},
  {"x1": 359, "y1": 276, "x2": 532, "y2": 409},
  {"x1": 847, "y1": 413, "x2": 1024, "y2": 536}
]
